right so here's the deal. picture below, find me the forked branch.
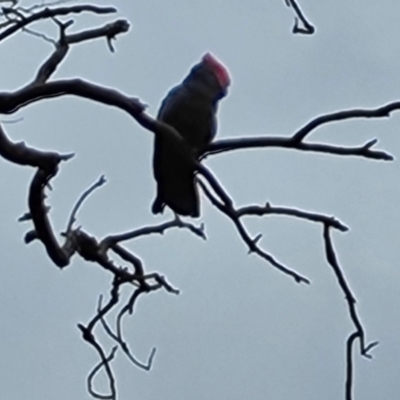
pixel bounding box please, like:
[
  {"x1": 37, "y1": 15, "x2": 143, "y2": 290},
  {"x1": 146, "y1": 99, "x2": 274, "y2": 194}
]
[
  {"x1": 322, "y1": 225, "x2": 379, "y2": 399},
  {"x1": 284, "y1": 0, "x2": 315, "y2": 34},
  {"x1": 0, "y1": 4, "x2": 117, "y2": 42}
]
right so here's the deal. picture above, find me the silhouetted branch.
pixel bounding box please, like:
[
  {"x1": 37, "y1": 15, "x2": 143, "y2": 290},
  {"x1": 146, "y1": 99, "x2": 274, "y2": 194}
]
[
  {"x1": 198, "y1": 171, "x2": 310, "y2": 284},
  {"x1": 0, "y1": 123, "x2": 75, "y2": 266},
  {"x1": 206, "y1": 136, "x2": 393, "y2": 161},
  {"x1": 0, "y1": 5, "x2": 390, "y2": 400},
  {"x1": 67, "y1": 18, "x2": 129, "y2": 50},
  {"x1": 109, "y1": 286, "x2": 159, "y2": 371},
  {"x1": 78, "y1": 321, "x2": 117, "y2": 400},
  {"x1": 17, "y1": 0, "x2": 73, "y2": 14},
  {"x1": 141, "y1": 272, "x2": 180, "y2": 295},
  {"x1": 34, "y1": 36, "x2": 69, "y2": 83},
  {"x1": 28, "y1": 167, "x2": 78, "y2": 267},
  {"x1": 322, "y1": 224, "x2": 379, "y2": 399},
  {"x1": 284, "y1": 0, "x2": 315, "y2": 34},
  {"x1": 66, "y1": 175, "x2": 106, "y2": 232},
  {"x1": 237, "y1": 203, "x2": 349, "y2": 232},
  {"x1": 0, "y1": 78, "x2": 146, "y2": 115},
  {"x1": 96, "y1": 274, "x2": 177, "y2": 373},
  {"x1": 23, "y1": 25, "x2": 56, "y2": 43},
  {"x1": 109, "y1": 245, "x2": 145, "y2": 277},
  {"x1": 293, "y1": 102, "x2": 400, "y2": 142},
  {"x1": 103, "y1": 216, "x2": 206, "y2": 245},
  {"x1": 345, "y1": 332, "x2": 358, "y2": 400},
  {"x1": 0, "y1": 4, "x2": 117, "y2": 42},
  {"x1": 87, "y1": 345, "x2": 117, "y2": 400},
  {"x1": 0, "y1": 123, "x2": 73, "y2": 167},
  {"x1": 98, "y1": 294, "x2": 157, "y2": 371},
  {"x1": 32, "y1": 18, "x2": 129, "y2": 83},
  {"x1": 87, "y1": 279, "x2": 121, "y2": 333}
]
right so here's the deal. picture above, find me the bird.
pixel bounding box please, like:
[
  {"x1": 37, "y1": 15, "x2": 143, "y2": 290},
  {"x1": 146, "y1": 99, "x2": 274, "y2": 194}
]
[{"x1": 151, "y1": 53, "x2": 231, "y2": 218}]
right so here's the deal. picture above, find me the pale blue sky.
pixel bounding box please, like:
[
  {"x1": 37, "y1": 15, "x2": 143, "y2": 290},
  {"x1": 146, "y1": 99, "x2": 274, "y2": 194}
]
[{"x1": 1, "y1": 1, "x2": 400, "y2": 399}]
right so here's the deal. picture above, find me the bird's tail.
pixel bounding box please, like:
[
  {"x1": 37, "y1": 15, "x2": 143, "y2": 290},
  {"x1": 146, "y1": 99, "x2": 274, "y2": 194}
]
[{"x1": 152, "y1": 157, "x2": 200, "y2": 217}]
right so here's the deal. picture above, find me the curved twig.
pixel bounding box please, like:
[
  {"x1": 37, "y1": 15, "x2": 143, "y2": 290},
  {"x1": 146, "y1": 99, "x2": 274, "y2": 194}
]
[
  {"x1": 198, "y1": 171, "x2": 310, "y2": 284},
  {"x1": 66, "y1": 175, "x2": 106, "y2": 232},
  {"x1": 292, "y1": 102, "x2": 400, "y2": 142}
]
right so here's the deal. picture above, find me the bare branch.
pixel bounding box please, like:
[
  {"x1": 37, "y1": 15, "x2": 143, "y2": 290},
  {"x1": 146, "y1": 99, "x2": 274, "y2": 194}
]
[
  {"x1": 87, "y1": 279, "x2": 121, "y2": 333},
  {"x1": 345, "y1": 332, "x2": 358, "y2": 400},
  {"x1": 237, "y1": 203, "x2": 349, "y2": 232},
  {"x1": 28, "y1": 166, "x2": 76, "y2": 267},
  {"x1": 78, "y1": 322, "x2": 117, "y2": 400},
  {"x1": 104, "y1": 217, "x2": 206, "y2": 245},
  {"x1": 87, "y1": 345, "x2": 117, "y2": 400},
  {"x1": 22, "y1": 25, "x2": 56, "y2": 43},
  {"x1": 0, "y1": 4, "x2": 117, "y2": 43},
  {"x1": 323, "y1": 224, "x2": 378, "y2": 358},
  {"x1": 142, "y1": 272, "x2": 180, "y2": 295},
  {"x1": 67, "y1": 18, "x2": 129, "y2": 46},
  {"x1": 205, "y1": 136, "x2": 393, "y2": 161},
  {"x1": 0, "y1": 123, "x2": 76, "y2": 266},
  {"x1": 0, "y1": 78, "x2": 146, "y2": 115},
  {"x1": 198, "y1": 172, "x2": 310, "y2": 284},
  {"x1": 0, "y1": 123, "x2": 73, "y2": 167},
  {"x1": 292, "y1": 102, "x2": 400, "y2": 142},
  {"x1": 109, "y1": 245, "x2": 145, "y2": 277},
  {"x1": 99, "y1": 287, "x2": 158, "y2": 371},
  {"x1": 98, "y1": 295, "x2": 157, "y2": 371},
  {"x1": 66, "y1": 175, "x2": 107, "y2": 233},
  {"x1": 284, "y1": 0, "x2": 315, "y2": 35},
  {"x1": 34, "y1": 40, "x2": 68, "y2": 83},
  {"x1": 20, "y1": 0, "x2": 75, "y2": 14},
  {"x1": 33, "y1": 18, "x2": 129, "y2": 83}
]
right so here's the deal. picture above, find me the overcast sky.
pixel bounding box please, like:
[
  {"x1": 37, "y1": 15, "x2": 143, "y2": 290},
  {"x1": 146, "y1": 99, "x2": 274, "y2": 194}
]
[{"x1": 1, "y1": 1, "x2": 400, "y2": 399}]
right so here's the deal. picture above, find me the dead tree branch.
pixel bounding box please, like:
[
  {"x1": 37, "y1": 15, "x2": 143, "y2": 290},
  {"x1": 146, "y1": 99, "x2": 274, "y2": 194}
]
[
  {"x1": 322, "y1": 225, "x2": 379, "y2": 400},
  {"x1": 79, "y1": 321, "x2": 117, "y2": 400},
  {"x1": 237, "y1": 203, "x2": 349, "y2": 232},
  {"x1": 0, "y1": 123, "x2": 75, "y2": 266},
  {"x1": 205, "y1": 136, "x2": 393, "y2": 161},
  {"x1": 66, "y1": 175, "x2": 106, "y2": 232},
  {"x1": 0, "y1": 4, "x2": 393, "y2": 399},
  {"x1": 103, "y1": 217, "x2": 206, "y2": 245},
  {"x1": 0, "y1": 4, "x2": 117, "y2": 42},
  {"x1": 284, "y1": 0, "x2": 315, "y2": 35},
  {"x1": 198, "y1": 171, "x2": 311, "y2": 284},
  {"x1": 0, "y1": 78, "x2": 146, "y2": 115},
  {"x1": 292, "y1": 102, "x2": 400, "y2": 142}
]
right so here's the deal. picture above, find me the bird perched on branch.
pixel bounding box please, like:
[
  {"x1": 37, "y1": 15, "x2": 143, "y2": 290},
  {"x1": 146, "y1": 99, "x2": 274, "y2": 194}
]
[{"x1": 152, "y1": 53, "x2": 231, "y2": 217}]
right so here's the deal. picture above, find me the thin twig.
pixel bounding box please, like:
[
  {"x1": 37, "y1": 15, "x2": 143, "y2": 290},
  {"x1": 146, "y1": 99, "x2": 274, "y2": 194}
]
[
  {"x1": 86, "y1": 343, "x2": 117, "y2": 400},
  {"x1": 20, "y1": 0, "x2": 75, "y2": 14},
  {"x1": 293, "y1": 102, "x2": 400, "y2": 142},
  {"x1": 22, "y1": 25, "x2": 56, "y2": 43},
  {"x1": 0, "y1": 4, "x2": 117, "y2": 42},
  {"x1": 66, "y1": 175, "x2": 106, "y2": 233},
  {"x1": 237, "y1": 203, "x2": 349, "y2": 232},
  {"x1": 205, "y1": 136, "x2": 393, "y2": 161},
  {"x1": 198, "y1": 172, "x2": 310, "y2": 284},
  {"x1": 285, "y1": 0, "x2": 315, "y2": 34},
  {"x1": 322, "y1": 225, "x2": 379, "y2": 399},
  {"x1": 104, "y1": 217, "x2": 206, "y2": 245},
  {"x1": 345, "y1": 332, "x2": 359, "y2": 400}
]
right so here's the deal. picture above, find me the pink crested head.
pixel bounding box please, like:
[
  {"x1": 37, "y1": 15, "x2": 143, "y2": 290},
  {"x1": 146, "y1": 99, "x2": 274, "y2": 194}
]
[{"x1": 202, "y1": 53, "x2": 231, "y2": 89}]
